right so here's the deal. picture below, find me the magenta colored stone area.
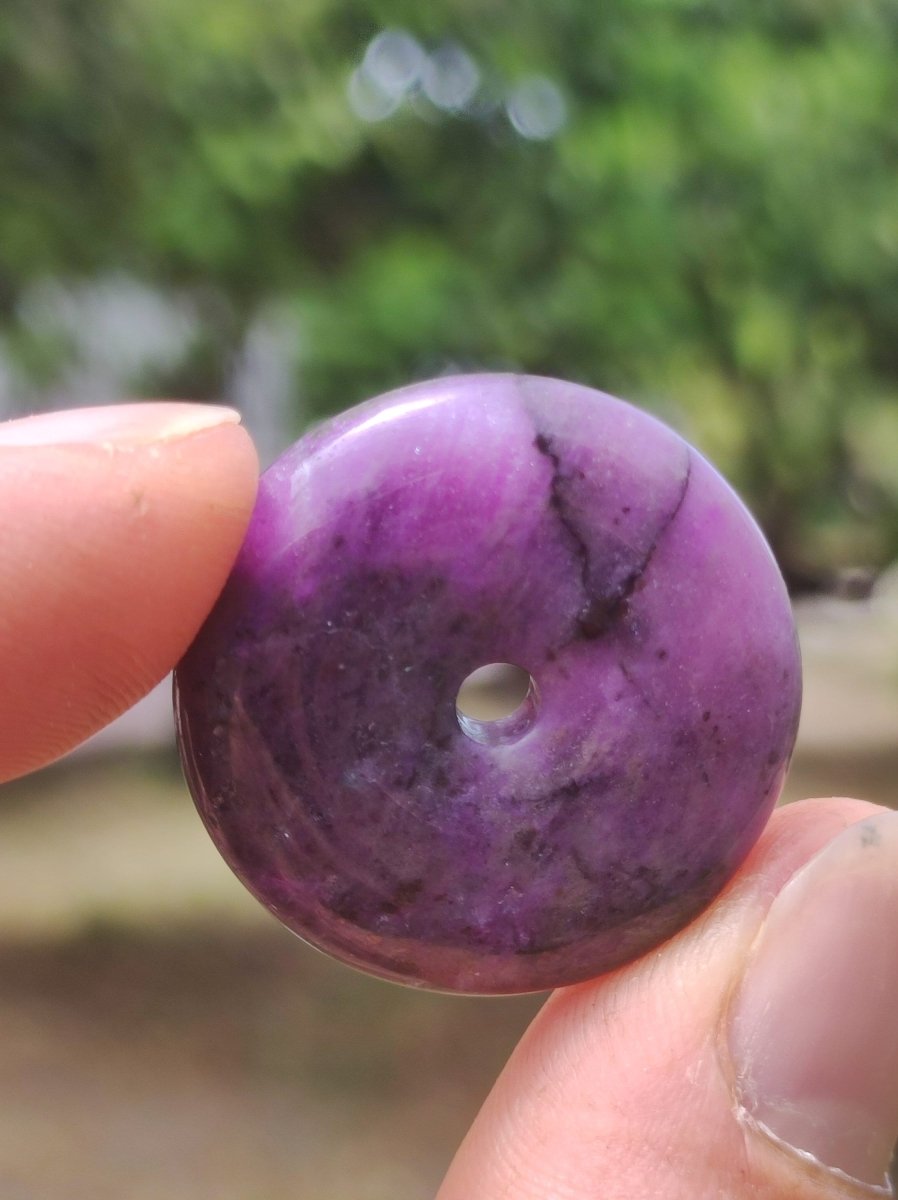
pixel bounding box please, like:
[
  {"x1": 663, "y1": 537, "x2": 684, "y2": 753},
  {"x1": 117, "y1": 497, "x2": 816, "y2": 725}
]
[{"x1": 174, "y1": 374, "x2": 801, "y2": 994}]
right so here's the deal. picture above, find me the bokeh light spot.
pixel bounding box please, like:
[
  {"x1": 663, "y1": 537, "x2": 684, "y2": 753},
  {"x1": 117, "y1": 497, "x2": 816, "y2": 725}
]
[{"x1": 506, "y1": 76, "x2": 567, "y2": 140}]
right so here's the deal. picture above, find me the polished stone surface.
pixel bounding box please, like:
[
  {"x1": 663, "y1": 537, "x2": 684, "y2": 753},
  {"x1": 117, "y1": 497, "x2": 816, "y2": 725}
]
[{"x1": 174, "y1": 374, "x2": 801, "y2": 993}]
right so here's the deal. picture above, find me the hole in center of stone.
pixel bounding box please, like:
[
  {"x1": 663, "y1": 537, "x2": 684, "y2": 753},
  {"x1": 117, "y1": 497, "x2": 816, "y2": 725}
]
[{"x1": 456, "y1": 663, "x2": 538, "y2": 746}]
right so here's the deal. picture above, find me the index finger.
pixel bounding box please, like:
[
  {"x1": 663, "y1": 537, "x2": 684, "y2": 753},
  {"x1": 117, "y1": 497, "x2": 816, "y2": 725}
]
[{"x1": 0, "y1": 402, "x2": 258, "y2": 782}]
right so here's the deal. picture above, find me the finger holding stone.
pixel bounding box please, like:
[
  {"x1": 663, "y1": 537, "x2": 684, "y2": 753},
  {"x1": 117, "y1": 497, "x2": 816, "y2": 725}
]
[{"x1": 0, "y1": 403, "x2": 258, "y2": 783}]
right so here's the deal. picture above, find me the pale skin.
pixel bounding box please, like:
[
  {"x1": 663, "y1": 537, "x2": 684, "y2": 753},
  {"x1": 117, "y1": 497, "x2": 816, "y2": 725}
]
[{"x1": 0, "y1": 402, "x2": 891, "y2": 1200}]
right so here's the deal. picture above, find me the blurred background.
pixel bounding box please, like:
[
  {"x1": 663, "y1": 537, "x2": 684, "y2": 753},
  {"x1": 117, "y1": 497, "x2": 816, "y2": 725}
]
[{"x1": 1, "y1": 0, "x2": 898, "y2": 1196}]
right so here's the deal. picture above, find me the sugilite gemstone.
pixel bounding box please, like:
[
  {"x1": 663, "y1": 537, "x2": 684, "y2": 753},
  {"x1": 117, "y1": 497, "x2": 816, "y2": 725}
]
[{"x1": 174, "y1": 374, "x2": 801, "y2": 994}]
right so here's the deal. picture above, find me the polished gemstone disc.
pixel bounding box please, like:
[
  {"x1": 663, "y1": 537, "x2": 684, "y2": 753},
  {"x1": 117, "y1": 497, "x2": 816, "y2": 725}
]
[{"x1": 174, "y1": 374, "x2": 801, "y2": 994}]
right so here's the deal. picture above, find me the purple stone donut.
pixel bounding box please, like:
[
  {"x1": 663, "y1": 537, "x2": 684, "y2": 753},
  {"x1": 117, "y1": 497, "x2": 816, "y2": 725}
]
[{"x1": 174, "y1": 374, "x2": 801, "y2": 994}]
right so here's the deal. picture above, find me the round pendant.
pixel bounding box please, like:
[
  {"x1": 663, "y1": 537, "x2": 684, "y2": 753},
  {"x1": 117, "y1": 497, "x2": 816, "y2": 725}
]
[{"x1": 174, "y1": 374, "x2": 801, "y2": 994}]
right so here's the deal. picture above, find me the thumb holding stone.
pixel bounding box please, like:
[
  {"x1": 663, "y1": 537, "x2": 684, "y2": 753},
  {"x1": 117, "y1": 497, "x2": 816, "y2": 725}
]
[
  {"x1": 732, "y1": 803, "x2": 898, "y2": 1191},
  {"x1": 438, "y1": 797, "x2": 898, "y2": 1199}
]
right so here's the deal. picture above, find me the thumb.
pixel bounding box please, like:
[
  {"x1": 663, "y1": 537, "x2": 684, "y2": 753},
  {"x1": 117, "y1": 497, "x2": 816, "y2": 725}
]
[{"x1": 439, "y1": 798, "x2": 898, "y2": 1200}]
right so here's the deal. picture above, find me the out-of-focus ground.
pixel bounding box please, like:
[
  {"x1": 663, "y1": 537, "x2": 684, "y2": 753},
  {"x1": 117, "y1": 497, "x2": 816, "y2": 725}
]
[{"x1": 1, "y1": 578, "x2": 897, "y2": 1200}]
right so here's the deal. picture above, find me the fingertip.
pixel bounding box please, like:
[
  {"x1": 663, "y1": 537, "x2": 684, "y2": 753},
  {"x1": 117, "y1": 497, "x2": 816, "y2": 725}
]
[
  {"x1": 0, "y1": 413, "x2": 260, "y2": 781},
  {"x1": 726, "y1": 796, "x2": 891, "y2": 905}
]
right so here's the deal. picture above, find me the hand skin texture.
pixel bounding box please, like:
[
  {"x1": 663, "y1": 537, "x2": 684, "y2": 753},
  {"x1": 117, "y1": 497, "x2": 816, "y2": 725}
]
[{"x1": 2, "y1": 402, "x2": 897, "y2": 1200}]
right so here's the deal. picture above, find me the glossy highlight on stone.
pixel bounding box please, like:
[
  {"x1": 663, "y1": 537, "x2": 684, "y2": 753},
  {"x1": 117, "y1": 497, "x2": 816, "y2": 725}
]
[{"x1": 174, "y1": 374, "x2": 801, "y2": 994}]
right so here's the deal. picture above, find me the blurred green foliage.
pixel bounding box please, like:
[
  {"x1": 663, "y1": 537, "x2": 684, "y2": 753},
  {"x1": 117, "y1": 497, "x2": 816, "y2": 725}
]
[{"x1": 1, "y1": 0, "x2": 897, "y2": 585}]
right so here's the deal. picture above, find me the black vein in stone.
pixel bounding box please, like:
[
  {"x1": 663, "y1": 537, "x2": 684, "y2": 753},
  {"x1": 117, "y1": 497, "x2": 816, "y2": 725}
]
[
  {"x1": 582, "y1": 451, "x2": 693, "y2": 636},
  {"x1": 618, "y1": 660, "x2": 660, "y2": 717},
  {"x1": 533, "y1": 429, "x2": 693, "y2": 640},
  {"x1": 534, "y1": 432, "x2": 593, "y2": 603}
]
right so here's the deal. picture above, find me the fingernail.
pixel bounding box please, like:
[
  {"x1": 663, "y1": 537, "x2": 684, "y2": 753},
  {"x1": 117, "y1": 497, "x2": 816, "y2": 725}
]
[
  {"x1": 730, "y1": 810, "x2": 898, "y2": 1191},
  {"x1": 0, "y1": 402, "x2": 241, "y2": 448}
]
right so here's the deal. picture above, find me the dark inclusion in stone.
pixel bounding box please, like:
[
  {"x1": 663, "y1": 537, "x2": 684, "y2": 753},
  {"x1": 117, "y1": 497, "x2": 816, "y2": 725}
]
[{"x1": 174, "y1": 373, "x2": 802, "y2": 994}]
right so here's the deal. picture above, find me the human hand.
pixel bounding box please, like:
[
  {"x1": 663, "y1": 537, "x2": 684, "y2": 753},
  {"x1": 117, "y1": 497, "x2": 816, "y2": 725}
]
[{"x1": 2, "y1": 403, "x2": 895, "y2": 1200}]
